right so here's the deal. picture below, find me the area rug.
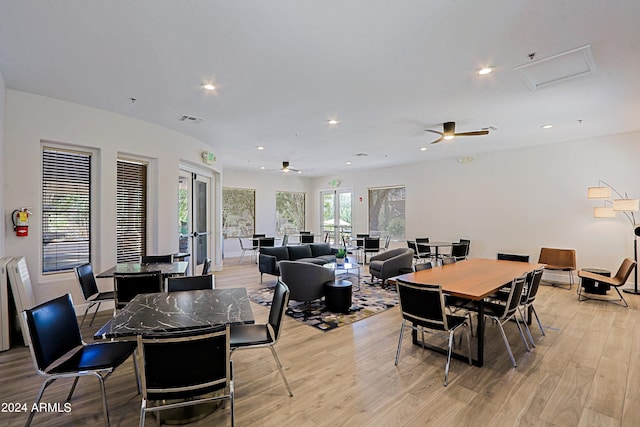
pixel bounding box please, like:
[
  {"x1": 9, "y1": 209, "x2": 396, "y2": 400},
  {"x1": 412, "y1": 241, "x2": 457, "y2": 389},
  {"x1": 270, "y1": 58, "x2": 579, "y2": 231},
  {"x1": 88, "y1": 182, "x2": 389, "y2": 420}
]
[{"x1": 248, "y1": 281, "x2": 398, "y2": 332}]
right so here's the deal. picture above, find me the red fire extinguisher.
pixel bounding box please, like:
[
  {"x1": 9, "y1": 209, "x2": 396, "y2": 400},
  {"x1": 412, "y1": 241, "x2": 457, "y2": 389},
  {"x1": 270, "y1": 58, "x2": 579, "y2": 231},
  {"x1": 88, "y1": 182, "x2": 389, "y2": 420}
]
[{"x1": 12, "y1": 208, "x2": 32, "y2": 237}]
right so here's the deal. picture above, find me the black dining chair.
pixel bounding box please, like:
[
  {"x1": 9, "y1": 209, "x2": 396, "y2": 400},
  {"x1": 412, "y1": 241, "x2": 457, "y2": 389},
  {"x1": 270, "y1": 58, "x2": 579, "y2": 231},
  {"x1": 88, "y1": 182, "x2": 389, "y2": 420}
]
[
  {"x1": 137, "y1": 325, "x2": 234, "y2": 426},
  {"x1": 167, "y1": 274, "x2": 214, "y2": 292},
  {"x1": 497, "y1": 253, "x2": 530, "y2": 262},
  {"x1": 113, "y1": 270, "x2": 163, "y2": 313},
  {"x1": 74, "y1": 263, "x2": 114, "y2": 327},
  {"x1": 363, "y1": 237, "x2": 380, "y2": 264},
  {"x1": 202, "y1": 258, "x2": 212, "y2": 275},
  {"x1": 230, "y1": 281, "x2": 293, "y2": 396},
  {"x1": 395, "y1": 280, "x2": 472, "y2": 386},
  {"x1": 300, "y1": 234, "x2": 314, "y2": 244},
  {"x1": 23, "y1": 294, "x2": 138, "y2": 427},
  {"x1": 141, "y1": 254, "x2": 173, "y2": 264},
  {"x1": 450, "y1": 243, "x2": 469, "y2": 261}
]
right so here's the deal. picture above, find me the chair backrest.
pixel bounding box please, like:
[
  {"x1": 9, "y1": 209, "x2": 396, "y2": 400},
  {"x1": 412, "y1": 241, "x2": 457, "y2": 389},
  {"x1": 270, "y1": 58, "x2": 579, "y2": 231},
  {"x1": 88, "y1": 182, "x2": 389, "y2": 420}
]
[
  {"x1": 415, "y1": 238, "x2": 432, "y2": 256},
  {"x1": 282, "y1": 234, "x2": 289, "y2": 246},
  {"x1": 299, "y1": 231, "x2": 311, "y2": 234},
  {"x1": 497, "y1": 253, "x2": 530, "y2": 262},
  {"x1": 459, "y1": 239, "x2": 471, "y2": 256},
  {"x1": 383, "y1": 234, "x2": 391, "y2": 249},
  {"x1": 260, "y1": 237, "x2": 276, "y2": 247},
  {"x1": 499, "y1": 275, "x2": 527, "y2": 320},
  {"x1": 300, "y1": 234, "x2": 314, "y2": 244},
  {"x1": 364, "y1": 237, "x2": 380, "y2": 251},
  {"x1": 141, "y1": 254, "x2": 173, "y2": 264},
  {"x1": 138, "y1": 325, "x2": 230, "y2": 401},
  {"x1": 23, "y1": 294, "x2": 82, "y2": 370},
  {"x1": 114, "y1": 271, "x2": 163, "y2": 308},
  {"x1": 253, "y1": 234, "x2": 266, "y2": 238},
  {"x1": 268, "y1": 281, "x2": 290, "y2": 342},
  {"x1": 74, "y1": 263, "x2": 99, "y2": 300},
  {"x1": 414, "y1": 261, "x2": 433, "y2": 272},
  {"x1": 396, "y1": 280, "x2": 450, "y2": 331},
  {"x1": 324, "y1": 231, "x2": 330, "y2": 243},
  {"x1": 450, "y1": 243, "x2": 468, "y2": 258},
  {"x1": 167, "y1": 275, "x2": 213, "y2": 292},
  {"x1": 252, "y1": 234, "x2": 266, "y2": 248},
  {"x1": 538, "y1": 247, "x2": 576, "y2": 269},
  {"x1": 524, "y1": 267, "x2": 544, "y2": 305},
  {"x1": 441, "y1": 257, "x2": 457, "y2": 265},
  {"x1": 202, "y1": 258, "x2": 212, "y2": 275},
  {"x1": 612, "y1": 257, "x2": 637, "y2": 285}
]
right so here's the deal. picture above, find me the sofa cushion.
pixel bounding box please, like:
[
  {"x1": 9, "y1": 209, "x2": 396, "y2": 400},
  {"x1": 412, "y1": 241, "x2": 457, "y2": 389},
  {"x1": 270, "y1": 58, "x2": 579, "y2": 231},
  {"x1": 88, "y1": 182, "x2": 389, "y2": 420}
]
[
  {"x1": 296, "y1": 257, "x2": 327, "y2": 266},
  {"x1": 310, "y1": 243, "x2": 332, "y2": 257},
  {"x1": 317, "y1": 254, "x2": 337, "y2": 263},
  {"x1": 288, "y1": 245, "x2": 313, "y2": 260},
  {"x1": 260, "y1": 246, "x2": 289, "y2": 261}
]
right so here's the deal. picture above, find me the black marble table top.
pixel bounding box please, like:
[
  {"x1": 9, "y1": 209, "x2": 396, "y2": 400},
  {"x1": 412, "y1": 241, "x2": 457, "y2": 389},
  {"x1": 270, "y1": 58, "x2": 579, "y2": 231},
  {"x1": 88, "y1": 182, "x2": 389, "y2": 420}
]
[
  {"x1": 94, "y1": 288, "x2": 254, "y2": 339},
  {"x1": 96, "y1": 262, "x2": 189, "y2": 278}
]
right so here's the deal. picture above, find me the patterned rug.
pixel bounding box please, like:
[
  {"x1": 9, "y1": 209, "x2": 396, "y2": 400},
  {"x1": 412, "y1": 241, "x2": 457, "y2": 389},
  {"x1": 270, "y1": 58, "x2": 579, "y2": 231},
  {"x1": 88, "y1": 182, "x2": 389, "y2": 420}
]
[{"x1": 248, "y1": 280, "x2": 398, "y2": 332}]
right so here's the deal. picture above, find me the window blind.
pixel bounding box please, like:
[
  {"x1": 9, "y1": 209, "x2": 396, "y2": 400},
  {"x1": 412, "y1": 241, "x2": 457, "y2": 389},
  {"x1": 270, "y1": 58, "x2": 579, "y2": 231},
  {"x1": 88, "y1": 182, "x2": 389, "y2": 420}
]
[
  {"x1": 117, "y1": 159, "x2": 147, "y2": 262},
  {"x1": 42, "y1": 148, "x2": 91, "y2": 273}
]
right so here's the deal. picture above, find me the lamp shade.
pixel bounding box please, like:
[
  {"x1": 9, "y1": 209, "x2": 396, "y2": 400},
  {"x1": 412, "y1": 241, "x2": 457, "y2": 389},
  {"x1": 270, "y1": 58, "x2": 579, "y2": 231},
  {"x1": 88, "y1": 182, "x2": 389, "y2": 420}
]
[
  {"x1": 587, "y1": 187, "x2": 611, "y2": 199},
  {"x1": 594, "y1": 207, "x2": 616, "y2": 218},
  {"x1": 612, "y1": 199, "x2": 639, "y2": 212}
]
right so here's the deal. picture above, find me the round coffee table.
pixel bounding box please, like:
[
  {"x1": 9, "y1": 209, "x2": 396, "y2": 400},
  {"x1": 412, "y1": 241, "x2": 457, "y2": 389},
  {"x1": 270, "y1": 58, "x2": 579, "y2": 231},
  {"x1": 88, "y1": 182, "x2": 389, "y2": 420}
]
[{"x1": 324, "y1": 280, "x2": 352, "y2": 313}]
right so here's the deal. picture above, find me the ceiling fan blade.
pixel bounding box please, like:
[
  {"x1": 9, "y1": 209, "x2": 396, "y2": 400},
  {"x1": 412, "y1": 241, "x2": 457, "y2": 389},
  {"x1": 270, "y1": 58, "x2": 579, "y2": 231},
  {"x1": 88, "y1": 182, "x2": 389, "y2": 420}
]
[
  {"x1": 430, "y1": 136, "x2": 445, "y2": 144},
  {"x1": 455, "y1": 130, "x2": 489, "y2": 136},
  {"x1": 425, "y1": 129, "x2": 444, "y2": 136}
]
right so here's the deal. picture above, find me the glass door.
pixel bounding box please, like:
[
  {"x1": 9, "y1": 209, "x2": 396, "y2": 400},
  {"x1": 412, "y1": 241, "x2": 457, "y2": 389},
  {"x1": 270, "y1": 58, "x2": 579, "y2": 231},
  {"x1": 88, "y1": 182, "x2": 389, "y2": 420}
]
[
  {"x1": 321, "y1": 189, "x2": 352, "y2": 247},
  {"x1": 179, "y1": 170, "x2": 212, "y2": 275}
]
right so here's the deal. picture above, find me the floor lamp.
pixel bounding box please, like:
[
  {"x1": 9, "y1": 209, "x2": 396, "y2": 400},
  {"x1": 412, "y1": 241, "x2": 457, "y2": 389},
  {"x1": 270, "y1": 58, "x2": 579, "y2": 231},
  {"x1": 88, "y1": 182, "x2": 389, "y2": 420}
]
[{"x1": 588, "y1": 180, "x2": 639, "y2": 295}]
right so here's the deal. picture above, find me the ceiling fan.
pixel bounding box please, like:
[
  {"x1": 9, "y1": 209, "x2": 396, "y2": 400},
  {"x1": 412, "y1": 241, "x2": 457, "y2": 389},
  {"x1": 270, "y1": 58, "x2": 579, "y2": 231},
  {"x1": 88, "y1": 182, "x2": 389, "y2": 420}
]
[
  {"x1": 281, "y1": 161, "x2": 301, "y2": 173},
  {"x1": 425, "y1": 121, "x2": 489, "y2": 144}
]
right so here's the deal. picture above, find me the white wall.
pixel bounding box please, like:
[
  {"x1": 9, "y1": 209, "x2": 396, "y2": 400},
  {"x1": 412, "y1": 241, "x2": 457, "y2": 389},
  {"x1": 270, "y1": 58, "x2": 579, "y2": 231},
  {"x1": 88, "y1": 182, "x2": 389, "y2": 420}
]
[
  {"x1": 0, "y1": 72, "x2": 5, "y2": 256},
  {"x1": 4, "y1": 90, "x2": 223, "y2": 305},
  {"x1": 307, "y1": 132, "x2": 640, "y2": 285},
  {"x1": 222, "y1": 169, "x2": 313, "y2": 257}
]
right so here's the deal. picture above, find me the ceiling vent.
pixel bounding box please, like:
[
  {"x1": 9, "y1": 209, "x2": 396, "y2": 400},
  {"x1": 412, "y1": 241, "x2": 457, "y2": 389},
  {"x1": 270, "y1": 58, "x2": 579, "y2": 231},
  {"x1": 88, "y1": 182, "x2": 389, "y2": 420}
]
[
  {"x1": 513, "y1": 45, "x2": 596, "y2": 91},
  {"x1": 178, "y1": 115, "x2": 204, "y2": 124}
]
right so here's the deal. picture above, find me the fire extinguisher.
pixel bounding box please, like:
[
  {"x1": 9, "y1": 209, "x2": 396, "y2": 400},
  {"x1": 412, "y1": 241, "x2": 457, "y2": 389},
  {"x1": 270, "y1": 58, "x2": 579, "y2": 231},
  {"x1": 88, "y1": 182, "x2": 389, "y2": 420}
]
[{"x1": 12, "y1": 208, "x2": 32, "y2": 237}]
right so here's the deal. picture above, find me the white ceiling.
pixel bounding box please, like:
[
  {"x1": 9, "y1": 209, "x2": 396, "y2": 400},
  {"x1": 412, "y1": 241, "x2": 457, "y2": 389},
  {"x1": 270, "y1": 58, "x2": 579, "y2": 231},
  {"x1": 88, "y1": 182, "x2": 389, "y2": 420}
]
[{"x1": 1, "y1": 1, "x2": 639, "y2": 176}]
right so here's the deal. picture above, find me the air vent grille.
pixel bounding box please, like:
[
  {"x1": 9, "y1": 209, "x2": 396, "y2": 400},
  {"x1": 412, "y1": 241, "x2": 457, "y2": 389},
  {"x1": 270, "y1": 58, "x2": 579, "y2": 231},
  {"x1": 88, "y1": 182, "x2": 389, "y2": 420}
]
[{"x1": 178, "y1": 115, "x2": 204, "y2": 124}]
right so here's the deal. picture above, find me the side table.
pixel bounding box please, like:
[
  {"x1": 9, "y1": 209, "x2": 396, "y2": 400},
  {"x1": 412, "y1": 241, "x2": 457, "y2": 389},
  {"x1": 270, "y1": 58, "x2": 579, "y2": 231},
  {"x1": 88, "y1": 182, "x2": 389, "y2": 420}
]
[
  {"x1": 580, "y1": 267, "x2": 611, "y2": 295},
  {"x1": 324, "y1": 280, "x2": 352, "y2": 313}
]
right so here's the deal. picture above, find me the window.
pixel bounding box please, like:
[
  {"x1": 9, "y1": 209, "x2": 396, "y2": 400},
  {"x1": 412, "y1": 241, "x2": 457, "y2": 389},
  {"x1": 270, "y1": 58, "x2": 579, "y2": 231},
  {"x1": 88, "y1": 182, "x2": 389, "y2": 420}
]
[
  {"x1": 368, "y1": 186, "x2": 405, "y2": 240},
  {"x1": 42, "y1": 147, "x2": 91, "y2": 273},
  {"x1": 117, "y1": 159, "x2": 148, "y2": 262},
  {"x1": 222, "y1": 188, "x2": 255, "y2": 238},
  {"x1": 276, "y1": 191, "x2": 305, "y2": 236}
]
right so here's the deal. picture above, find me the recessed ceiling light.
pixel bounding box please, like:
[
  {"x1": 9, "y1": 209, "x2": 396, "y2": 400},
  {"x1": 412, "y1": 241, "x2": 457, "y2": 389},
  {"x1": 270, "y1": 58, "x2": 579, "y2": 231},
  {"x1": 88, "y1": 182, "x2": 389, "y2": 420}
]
[
  {"x1": 256, "y1": 146, "x2": 265, "y2": 150},
  {"x1": 476, "y1": 66, "x2": 495, "y2": 75},
  {"x1": 201, "y1": 83, "x2": 216, "y2": 91},
  {"x1": 260, "y1": 166, "x2": 266, "y2": 170},
  {"x1": 345, "y1": 161, "x2": 352, "y2": 165},
  {"x1": 541, "y1": 124, "x2": 553, "y2": 129},
  {"x1": 327, "y1": 119, "x2": 339, "y2": 125},
  {"x1": 420, "y1": 147, "x2": 428, "y2": 151}
]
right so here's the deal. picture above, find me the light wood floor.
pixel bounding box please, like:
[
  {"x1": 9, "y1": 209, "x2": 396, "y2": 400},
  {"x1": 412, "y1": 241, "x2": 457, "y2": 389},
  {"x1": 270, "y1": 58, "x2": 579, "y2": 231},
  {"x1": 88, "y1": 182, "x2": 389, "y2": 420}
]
[{"x1": 1, "y1": 259, "x2": 639, "y2": 426}]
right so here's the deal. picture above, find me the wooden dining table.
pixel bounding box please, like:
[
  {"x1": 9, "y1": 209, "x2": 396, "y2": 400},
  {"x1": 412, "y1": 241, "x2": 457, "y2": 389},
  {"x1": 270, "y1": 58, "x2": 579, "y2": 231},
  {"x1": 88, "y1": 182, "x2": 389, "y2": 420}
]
[{"x1": 392, "y1": 258, "x2": 543, "y2": 367}]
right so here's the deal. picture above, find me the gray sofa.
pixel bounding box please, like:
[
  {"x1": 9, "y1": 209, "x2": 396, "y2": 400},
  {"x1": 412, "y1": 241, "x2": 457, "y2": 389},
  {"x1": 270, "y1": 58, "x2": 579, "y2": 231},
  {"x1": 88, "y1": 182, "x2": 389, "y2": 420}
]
[
  {"x1": 369, "y1": 247, "x2": 414, "y2": 283},
  {"x1": 259, "y1": 243, "x2": 338, "y2": 282}
]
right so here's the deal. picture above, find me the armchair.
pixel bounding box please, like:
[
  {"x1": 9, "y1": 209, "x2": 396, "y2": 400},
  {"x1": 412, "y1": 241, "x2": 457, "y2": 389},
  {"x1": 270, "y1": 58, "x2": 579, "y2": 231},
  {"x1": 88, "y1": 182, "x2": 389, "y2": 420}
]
[
  {"x1": 279, "y1": 261, "x2": 334, "y2": 306},
  {"x1": 369, "y1": 248, "x2": 414, "y2": 284}
]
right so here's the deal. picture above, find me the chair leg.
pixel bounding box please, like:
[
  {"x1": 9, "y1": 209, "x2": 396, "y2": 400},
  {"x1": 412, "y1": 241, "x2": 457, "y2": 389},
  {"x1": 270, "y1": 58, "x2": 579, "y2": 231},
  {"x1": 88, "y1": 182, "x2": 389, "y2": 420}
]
[
  {"x1": 614, "y1": 286, "x2": 629, "y2": 307},
  {"x1": 26, "y1": 378, "x2": 56, "y2": 427},
  {"x1": 269, "y1": 346, "x2": 293, "y2": 397},
  {"x1": 530, "y1": 305, "x2": 546, "y2": 336},
  {"x1": 512, "y1": 314, "x2": 531, "y2": 352},
  {"x1": 495, "y1": 319, "x2": 517, "y2": 368},
  {"x1": 89, "y1": 302, "x2": 102, "y2": 326},
  {"x1": 66, "y1": 377, "x2": 80, "y2": 402},
  {"x1": 444, "y1": 330, "x2": 454, "y2": 386},
  {"x1": 517, "y1": 306, "x2": 535, "y2": 348},
  {"x1": 80, "y1": 303, "x2": 95, "y2": 328},
  {"x1": 395, "y1": 321, "x2": 406, "y2": 366},
  {"x1": 94, "y1": 373, "x2": 111, "y2": 427},
  {"x1": 139, "y1": 399, "x2": 147, "y2": 427}
]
